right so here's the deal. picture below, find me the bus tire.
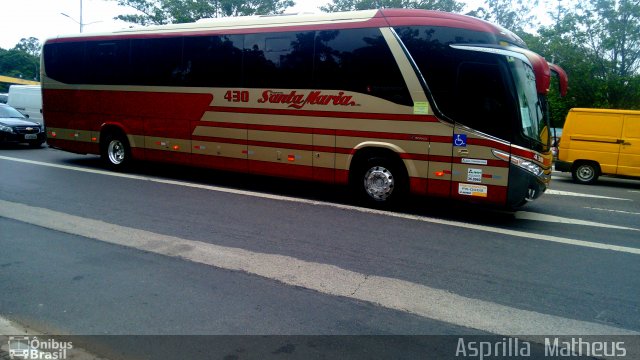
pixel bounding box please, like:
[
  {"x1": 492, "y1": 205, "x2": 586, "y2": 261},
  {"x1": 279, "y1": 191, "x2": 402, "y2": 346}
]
[
  {"x1": 352, "y1": 155, "x2": 407, "y2": 207},
  {"x1": 101, "y1": 132, "x2": 131, "y2": 170},
  {"x1": 571, "y1": 161, "x2": 599, "y2": 184}
]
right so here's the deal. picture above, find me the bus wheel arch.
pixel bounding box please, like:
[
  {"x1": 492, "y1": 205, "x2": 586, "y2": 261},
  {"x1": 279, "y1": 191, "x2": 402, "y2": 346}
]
[
  {"x1": 100, "y1": 126, "x2": 131, "y2": 170},
  {"x1": 349, "y1": 147, "x2": 409, "y2": 206},
  {"x1": 571, "y1": 160, "x2": 600, "y2": 184}
]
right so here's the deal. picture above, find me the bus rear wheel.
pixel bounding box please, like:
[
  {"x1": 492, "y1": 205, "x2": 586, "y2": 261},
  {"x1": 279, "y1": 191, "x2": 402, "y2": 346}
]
[
  {"x1": 353, "y1": 156, "x2": 407, "y2": 206},
  {"x1": 101, "y1": 132, "x2": 131, "y2": 170}
]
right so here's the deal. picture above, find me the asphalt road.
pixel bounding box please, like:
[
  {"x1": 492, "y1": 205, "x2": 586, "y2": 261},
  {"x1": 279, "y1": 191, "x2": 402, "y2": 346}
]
[{"x1": 1, "y1": 144, "x2": 639, "y2": 359}]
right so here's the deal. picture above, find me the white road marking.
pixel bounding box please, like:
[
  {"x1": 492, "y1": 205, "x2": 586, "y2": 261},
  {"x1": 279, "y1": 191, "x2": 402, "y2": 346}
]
[
  {"x1": 515, "y1": 211, "x2": 639, "y2": 231},
  {"x1": 546, "y1": 189, "x2": 631, "y2": 201},
  {"x1": 0, "y1": 199, "x2": 636, "y2": 336},
  {"x1": 1, "y1": 155, "x2": 639, "y2": 255},
  {"x1": 585, "y1": 207, "x2": 640, "y2": 216}
]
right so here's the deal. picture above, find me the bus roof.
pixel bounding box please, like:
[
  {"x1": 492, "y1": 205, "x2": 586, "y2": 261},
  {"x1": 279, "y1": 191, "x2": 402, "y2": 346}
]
[{"x1": 45, "y1": 9, "x2": 525, "y2": 47}]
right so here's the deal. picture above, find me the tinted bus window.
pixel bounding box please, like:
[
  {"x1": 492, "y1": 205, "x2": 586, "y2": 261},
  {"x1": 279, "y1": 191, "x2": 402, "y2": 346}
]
[
  {"x1": 85, "y1": 40, "x2": 130, "y2": 85},
  {"x1": 44, "y1": 42, "x2": 86, "y2": 84},
  {"x1": 454, "y1": 62, "x2": 514, "y2": 140},
  {"x1": 243, "y1": 31, "x2": 315, "y2": 89},
  {"x1": 131, "y1": 37, "x2": 183, "y2": 86},
  {"x1": 395, "y1": 26, "x2": 516, "y2": 139},
  {"x1": 314, "y1": 28, "x2": 411, "y2": 106},
  {"x1": 183, "y1": 35, "x2": 243, "y2": 87}
]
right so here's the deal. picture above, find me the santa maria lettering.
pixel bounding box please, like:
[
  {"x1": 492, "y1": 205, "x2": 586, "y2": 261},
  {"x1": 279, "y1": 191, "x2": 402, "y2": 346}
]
[{"x1": 258, "y1": 90, "x2": 357, "y2": 109}]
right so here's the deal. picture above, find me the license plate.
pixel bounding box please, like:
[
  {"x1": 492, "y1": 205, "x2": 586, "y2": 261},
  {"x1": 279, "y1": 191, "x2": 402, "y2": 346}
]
[{"x1": 24, "y1": 134, "x2": 37, "y2": 140}]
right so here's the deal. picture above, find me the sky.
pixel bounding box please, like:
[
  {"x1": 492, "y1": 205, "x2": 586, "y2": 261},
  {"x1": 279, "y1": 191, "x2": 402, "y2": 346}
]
[{"x1": 0, "y1": 0, "x2": 329, "y2": 50}]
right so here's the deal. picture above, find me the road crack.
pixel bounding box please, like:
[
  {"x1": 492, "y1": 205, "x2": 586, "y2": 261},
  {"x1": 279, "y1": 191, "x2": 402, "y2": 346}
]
[{"x1": 350, "y1": 274, "x2": 369, "y2": 296}]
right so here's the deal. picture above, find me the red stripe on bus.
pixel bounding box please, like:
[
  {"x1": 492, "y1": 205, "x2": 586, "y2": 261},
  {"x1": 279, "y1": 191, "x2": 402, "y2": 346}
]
[
  {"x1": 427, "y1": 178, "x2": 451, "y2": 198},
  {"x1": 410, "y1": 177, "x2": 428, "y2": 195},
  {"x1": 428, "y1": 155, "x2": 452, "y2": 163},
  {"x1": 400, "y1": 153, "x2": 429, "y2": 161},
  {"x1": 429, "y1": 136, "x2": 453, "y2": 143},
  {"x1": 510, "y1": 146, "x2": 536, "y2": 159}
]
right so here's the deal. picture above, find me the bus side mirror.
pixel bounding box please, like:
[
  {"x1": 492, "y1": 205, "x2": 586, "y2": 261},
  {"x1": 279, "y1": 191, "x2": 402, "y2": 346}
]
[{"x1": 549, "y1": 63, "x2": 568, "y2": 97}]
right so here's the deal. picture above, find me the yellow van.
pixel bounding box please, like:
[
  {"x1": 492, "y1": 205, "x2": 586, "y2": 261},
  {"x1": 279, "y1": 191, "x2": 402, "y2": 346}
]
[{"x1": 555, "y1": 108, "x2": 640, "y2": 184}]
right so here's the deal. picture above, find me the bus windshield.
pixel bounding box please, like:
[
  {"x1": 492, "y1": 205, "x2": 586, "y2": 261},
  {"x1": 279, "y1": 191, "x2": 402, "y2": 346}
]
[{"x1": 508, "y1": 56, "x2": 549, "y2": 149}]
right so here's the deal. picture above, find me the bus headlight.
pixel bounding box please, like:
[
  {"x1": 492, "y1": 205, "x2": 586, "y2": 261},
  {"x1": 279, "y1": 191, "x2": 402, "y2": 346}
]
[
  {"x1": 492, "y1": 149, "x2": 543, "y2": 177},
  {"x1": 511, "y1": 156, "x2": 543, "y2": 177}
]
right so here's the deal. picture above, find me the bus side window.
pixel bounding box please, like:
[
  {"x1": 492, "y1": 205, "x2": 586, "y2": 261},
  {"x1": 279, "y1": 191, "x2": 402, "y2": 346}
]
[
  {"x1": 243, "y1": 31, "x2": 315, "y2": 89},
  {"x1": 183, "y1": 35, "x2": 243, "y2": 88},
  {"x1": 85, "y1": 40, "x2": 130, "y2": 85},
  {"x1": 131, "y1": 37, "x2": 183, "y2": 86},
  {"x1": 43, "y1": 42, "x2": 86, "y2": 84},
  {"x1": 314, "y1": 28, "x2": 412, "y2": 106}
]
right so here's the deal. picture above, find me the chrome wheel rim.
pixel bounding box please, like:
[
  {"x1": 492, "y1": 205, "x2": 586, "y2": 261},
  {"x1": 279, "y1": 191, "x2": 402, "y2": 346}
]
[
  {"x1": 363, "y1": 166, "x2": 394, "y2": 201},
  {"x1": 107, "y1": 140, "x2": 126, "y2": 165},
  {"x1": 577, "y1": 165, "x2": 594, "y2": 182}
]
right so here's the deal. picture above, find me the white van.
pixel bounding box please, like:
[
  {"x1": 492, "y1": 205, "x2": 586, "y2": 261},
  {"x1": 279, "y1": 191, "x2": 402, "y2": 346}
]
[{"x1": 7, "y1": 85, "x2": 43, "y2": 125}]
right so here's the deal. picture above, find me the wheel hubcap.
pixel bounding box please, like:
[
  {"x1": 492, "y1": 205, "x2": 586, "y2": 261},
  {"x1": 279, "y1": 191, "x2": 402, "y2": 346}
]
[
  {"x1": 108, "y1": 140, "x2": 125, "y2": 165},
  {"x1": 577, "y1": 165, "x2": 594, "y2": 181},
  {"x1": 364, "y1": 166, "x2": 394, "y2": 201}
]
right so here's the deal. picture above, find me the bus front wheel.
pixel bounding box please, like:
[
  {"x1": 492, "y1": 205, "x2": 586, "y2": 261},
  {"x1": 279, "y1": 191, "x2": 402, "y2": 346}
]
[
  {"x1": 353, "y1": 156, "x2": 407, "y2": 206},
  {"x1": 101, "y1": 132, "x2": 131, "y2": 170}
]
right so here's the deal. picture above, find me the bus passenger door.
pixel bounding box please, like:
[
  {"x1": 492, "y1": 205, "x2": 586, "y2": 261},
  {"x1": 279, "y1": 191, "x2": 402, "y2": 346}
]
[
  {"x1": 451, "y1": 128, "x2": 511, "y2": 206},
  {"x1": 427, "y1": 129, "x2": 453, "y2": 199},
  {"x1": 448, "y1": 59, "x2": 515, "y2": 206}
]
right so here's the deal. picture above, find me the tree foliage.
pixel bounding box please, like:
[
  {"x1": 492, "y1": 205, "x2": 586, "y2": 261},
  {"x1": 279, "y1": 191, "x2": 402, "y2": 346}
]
[
  {"x1": 525, "y1": 0, "x2": 640, "y2": 117},
  {"x1": 320, "y1": 0, "x2": 464, "y2": 13},
  {"x1": 112, "y1": 0, "x2": 294, "y2": 25},
  {"x1": 0, "y1": 40, "x2": 40, "y2": 92},
  {"x1": 467, "y1": 0, "x2": 540, "y2": 35},
  {"x1": 13, "y1": 37, "x2": 42, "y2": 58}
]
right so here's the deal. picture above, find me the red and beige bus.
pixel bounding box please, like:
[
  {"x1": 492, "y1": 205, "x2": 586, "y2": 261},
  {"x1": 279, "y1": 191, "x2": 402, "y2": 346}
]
[{"x1": 41, "y1": 9, "x2": 568, "y2": 207}]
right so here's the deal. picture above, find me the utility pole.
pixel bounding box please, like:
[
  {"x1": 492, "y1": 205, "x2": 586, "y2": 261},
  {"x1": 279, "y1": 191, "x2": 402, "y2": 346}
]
[
  {"x1": 61, "y1": 0, "x2": 101, "y2": 33},
  {"x1": 80, "y1": 0, "x2": 83, "y2": 33}
]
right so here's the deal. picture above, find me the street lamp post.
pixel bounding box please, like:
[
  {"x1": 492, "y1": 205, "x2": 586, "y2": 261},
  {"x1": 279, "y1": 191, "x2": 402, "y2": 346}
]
[
  {"x1": 79, "y1": 0, "x2": 83, "y2": 33},
  {"x1": 60, "y1": 0, "x2": 101, "y2": 33}
]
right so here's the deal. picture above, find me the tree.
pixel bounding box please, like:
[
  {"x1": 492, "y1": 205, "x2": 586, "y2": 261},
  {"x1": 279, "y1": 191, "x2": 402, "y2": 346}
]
[
  {"x1": 112, "y1": 0, "x2": 294, "y2": 25},
  {"x1": 467, "y1": 0, "x2": 540, "y2": 36},
  {"x1": 529, "y1": 0, "x2": 640, "y2": 112},
  {"x1": 0, "y1": 47, "x2": 40, "y2": 88},
  {"x1": 320, "y1": 0, "x2": 465, "y2": 13},
  {"x1": 13, "y1": 37, "x2": 42, "y2": 58},
  {"x1": 573, "y1": 0, "x2": 640, "y2": 109}
]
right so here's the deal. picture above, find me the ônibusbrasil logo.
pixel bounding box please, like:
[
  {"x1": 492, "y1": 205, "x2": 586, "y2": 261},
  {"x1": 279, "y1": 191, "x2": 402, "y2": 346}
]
[{"x1": 8, "y1": 336, "x2": 72, "y2": 360}]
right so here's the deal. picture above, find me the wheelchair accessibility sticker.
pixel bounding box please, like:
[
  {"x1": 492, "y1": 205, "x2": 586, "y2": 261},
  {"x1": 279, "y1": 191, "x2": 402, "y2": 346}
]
[{"x1": 453, "y1": 134, "x2": 467, "y2": 147}]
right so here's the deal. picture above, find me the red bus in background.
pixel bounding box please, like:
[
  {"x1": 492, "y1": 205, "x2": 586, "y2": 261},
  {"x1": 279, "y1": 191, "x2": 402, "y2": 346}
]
[{"x1": 41, "y1": 9, "x2": 568, "y2": 208}]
